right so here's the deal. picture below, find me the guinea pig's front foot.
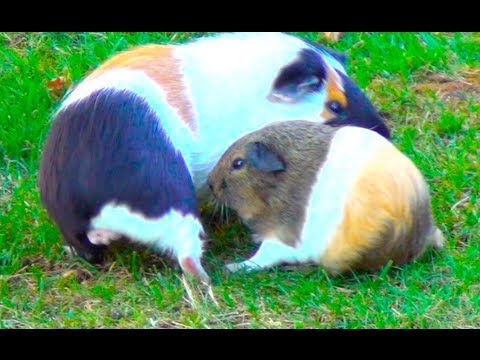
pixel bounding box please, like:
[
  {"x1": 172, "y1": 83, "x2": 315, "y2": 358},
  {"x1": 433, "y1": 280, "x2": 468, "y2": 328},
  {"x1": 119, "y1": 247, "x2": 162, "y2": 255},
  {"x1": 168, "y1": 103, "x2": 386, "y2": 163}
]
[
  {"x1": 179, "y1": 256, "x2": 211, "y2": 285},
  {"x1": 179, "y1": 257, "x2": 217, "y2": 307},
  {"x1": 225, "y1": 239, "x2": 303, "y2": 274},
  {"x1": 225, "y1": 261, "x2": 261, "y2": 273}
]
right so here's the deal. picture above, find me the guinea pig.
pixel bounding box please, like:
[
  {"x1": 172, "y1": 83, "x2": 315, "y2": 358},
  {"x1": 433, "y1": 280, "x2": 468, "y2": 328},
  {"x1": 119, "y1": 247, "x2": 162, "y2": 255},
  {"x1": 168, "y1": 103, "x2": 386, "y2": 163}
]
[
  {"x1": 38, "y1": 32, "x2": 389, "y2": 281},
  {"x1": 207, "y1": 120, "x2": 444, "y2": 275},
  {"x1": 39, "y1": 88, "x2": 210, "y2": 282}
]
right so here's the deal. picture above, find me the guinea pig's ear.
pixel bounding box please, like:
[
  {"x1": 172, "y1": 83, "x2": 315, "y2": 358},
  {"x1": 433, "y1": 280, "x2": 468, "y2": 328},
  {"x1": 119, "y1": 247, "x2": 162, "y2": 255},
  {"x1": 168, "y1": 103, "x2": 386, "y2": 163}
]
[
  {"x1": 268, "y1": 49, "x2": 327, "y2": 104},
  {"x1": 246, "y1": 141, "x2": 286, "y2": 173}
]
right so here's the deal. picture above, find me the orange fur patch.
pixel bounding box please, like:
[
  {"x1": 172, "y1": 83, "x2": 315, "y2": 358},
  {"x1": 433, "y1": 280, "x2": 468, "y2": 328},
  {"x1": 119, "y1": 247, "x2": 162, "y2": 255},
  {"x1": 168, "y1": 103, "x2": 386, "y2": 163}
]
[
  {"x1": 320, "y1": 68, "x2": 348, "y2": 121},
  {"x1": 88, "y1": 45, "x2": 197, "y2": 134},
  {"x1": 320, "y1": 143, "x2": 424, "y2": 273}
]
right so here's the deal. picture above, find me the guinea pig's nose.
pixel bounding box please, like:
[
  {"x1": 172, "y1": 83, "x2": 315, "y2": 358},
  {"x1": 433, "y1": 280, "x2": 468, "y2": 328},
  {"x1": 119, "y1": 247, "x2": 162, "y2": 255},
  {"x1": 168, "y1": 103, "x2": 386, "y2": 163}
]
[{"x1": 208, "y1": 181, "x2": 214, "y2": 193}]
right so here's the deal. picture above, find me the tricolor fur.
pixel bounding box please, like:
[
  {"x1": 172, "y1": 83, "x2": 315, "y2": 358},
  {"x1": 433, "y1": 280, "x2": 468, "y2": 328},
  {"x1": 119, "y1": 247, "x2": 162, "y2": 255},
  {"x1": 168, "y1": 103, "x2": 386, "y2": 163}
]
[
  {"x1": 39, "y1": 89, "x2": 209, "y2": 281},
  {"x1": 208, "y1": 121, "x2": 443, "y2": 275},
  {"x1": 39, "y1": 32, "x2": 390, "y2": 279},
  {"x1": 57, "y1": 32, "x2": 389, "y2": 189}
]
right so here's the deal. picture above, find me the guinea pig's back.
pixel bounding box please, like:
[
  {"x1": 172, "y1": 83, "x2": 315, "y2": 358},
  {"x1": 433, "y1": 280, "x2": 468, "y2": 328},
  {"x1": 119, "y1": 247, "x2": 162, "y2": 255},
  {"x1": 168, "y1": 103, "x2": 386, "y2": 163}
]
[
  {"x1": 62, "y1": 45, "x2": 197, "y2": 142},
  {"x1": 303, "y1": 126, "x2": 441, "y2": 274},
  {"x1": 39, "y1": 86, "x2": 198, "y2": 242}
]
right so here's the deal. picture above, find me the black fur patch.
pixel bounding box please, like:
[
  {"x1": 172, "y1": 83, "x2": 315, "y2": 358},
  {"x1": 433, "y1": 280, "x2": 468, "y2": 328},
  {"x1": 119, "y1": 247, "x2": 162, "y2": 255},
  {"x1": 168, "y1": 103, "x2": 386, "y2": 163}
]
[
  {"x1": 39, "y1": 89, "x2": 198, "y2": 257},
  {"x1": 271, "y1": 48, "x2": 327, "y2": 101},
  {"x1": 326, "y1": 72, "x2": 391, "y2": 139}
]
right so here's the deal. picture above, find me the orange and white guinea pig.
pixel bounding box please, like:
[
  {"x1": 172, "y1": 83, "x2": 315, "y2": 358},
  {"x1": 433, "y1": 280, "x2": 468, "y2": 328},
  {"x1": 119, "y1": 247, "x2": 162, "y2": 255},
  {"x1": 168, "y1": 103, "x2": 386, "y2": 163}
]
[
  {"x1": 208, "y1": 120, "x2": 443, "y2": 275},
  {"x1": 39, "y1": 32, "x2": 390, "y2": 282}
]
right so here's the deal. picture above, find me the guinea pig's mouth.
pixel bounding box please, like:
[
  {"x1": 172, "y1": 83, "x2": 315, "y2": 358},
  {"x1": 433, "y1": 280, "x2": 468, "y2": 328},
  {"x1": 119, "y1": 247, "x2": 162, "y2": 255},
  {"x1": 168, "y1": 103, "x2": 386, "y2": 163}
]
[
  {"x1": 208, "y1": 184, "x2": 226, "y2": 205},
  {"x1": 208, "y1": 178, "x2": 229, "y2": 202},
  {"x1": 213, "y1": 192, "x2": 228, "y2": 206}
]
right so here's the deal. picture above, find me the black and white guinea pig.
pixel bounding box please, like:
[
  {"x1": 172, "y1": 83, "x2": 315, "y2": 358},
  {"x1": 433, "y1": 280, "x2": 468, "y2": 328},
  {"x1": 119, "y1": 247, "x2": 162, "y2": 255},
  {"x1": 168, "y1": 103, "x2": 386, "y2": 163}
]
[
  {"x1": 207, "y1": 120, "x2": 444, "y2": 275},
  {"x1": 39, "y1": 32, "x2": 390, "y2": 282}
]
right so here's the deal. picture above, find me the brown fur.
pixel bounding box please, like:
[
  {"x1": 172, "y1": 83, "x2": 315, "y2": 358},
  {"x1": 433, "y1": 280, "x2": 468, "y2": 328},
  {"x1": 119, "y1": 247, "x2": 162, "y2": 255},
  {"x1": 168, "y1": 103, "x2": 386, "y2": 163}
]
[
  {"x1": 208, "y1": 121, "x2": 337, "y2": 246},
  {"x1": 320, "y1": 142, "x2": 443, "y2": 274},
  {"x1": 88, "y1": 45, "x2": 197, "y2": 134}
]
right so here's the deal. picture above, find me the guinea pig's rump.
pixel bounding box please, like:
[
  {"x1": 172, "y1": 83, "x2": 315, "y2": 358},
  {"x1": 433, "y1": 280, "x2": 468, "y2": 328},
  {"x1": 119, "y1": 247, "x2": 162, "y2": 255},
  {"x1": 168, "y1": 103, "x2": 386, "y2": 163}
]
[
  {"x1": 317, "y1": 127, "x2": 437, "y2": 273},
  {"x1": 39, "y1": 88, "x2": 209, "y2": 280}
]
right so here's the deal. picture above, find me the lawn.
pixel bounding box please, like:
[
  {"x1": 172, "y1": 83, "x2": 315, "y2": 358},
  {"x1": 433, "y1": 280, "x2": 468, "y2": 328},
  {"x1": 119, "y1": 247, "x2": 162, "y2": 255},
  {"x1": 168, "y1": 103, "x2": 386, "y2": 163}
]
[{"x1": 0, "y1": 32, "x2": 479, "y2": 328}]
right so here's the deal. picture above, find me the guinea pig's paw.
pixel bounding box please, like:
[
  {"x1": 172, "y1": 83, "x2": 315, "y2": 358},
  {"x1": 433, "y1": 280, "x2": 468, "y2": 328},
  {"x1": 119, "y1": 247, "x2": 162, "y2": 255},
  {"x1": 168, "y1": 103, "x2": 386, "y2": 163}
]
[
  {"x1": 62, "y1": 245, "x2": 76, "y2": 256},
  {"x1": 225, "y1": 261, "x2": 261, "y2": 273},
  {"x1": 180, "y1": 274, "x2": 218, "y2": 308},
  {"x1": 179, "y1": 257, "x2": 211, "y2": 285}
]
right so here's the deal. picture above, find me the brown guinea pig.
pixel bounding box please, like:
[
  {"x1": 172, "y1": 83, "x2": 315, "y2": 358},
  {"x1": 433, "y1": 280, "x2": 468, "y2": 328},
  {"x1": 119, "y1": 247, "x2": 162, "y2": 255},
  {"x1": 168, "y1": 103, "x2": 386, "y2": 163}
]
[{"x1": 207, "y1": 121, "x2": 444, "y2": 275}]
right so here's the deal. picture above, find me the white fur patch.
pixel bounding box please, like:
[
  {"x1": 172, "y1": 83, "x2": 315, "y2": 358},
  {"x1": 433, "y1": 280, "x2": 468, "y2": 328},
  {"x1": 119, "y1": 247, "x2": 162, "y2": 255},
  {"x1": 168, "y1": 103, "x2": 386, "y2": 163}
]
[
  {"x1": 226, "y1": 237, "x2": 302, "y2": 272},
  {"x1": 175, "y1": 32, "x2": 346, "y2": 189},
  {"x1": 298, "y1": 127, "x2": 389, "y2": 261},
  {"x1": 57, "y1": 33, "x2": 349, "y2": 191},
  {"x1": 230, "y1": 127, "x2": 388, "y2": 273},
  {"x1": 87, "y1": 229, "x2": 122, "y2": 246},
  {"x1": 89, "y1": 202, "x2": 205, "y2": 261}
]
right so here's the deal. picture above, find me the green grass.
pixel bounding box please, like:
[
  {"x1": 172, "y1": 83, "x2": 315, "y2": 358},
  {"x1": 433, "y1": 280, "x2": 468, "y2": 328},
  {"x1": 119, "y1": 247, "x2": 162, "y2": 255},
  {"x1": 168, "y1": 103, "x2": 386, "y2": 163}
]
[{"x1": 1, "y1": 32, "x2": 479, "y2": 328}]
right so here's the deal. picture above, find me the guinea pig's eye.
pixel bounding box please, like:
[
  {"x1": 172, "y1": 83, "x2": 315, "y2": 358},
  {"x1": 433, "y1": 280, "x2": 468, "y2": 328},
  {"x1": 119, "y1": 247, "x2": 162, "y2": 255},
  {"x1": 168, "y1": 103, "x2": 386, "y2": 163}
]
[
  {"x1": 327, "y1": 100, "x2": 344, "y2": 114},
  {"x1": 232, "y1": 158, "x2": 245, "y2": 170}
]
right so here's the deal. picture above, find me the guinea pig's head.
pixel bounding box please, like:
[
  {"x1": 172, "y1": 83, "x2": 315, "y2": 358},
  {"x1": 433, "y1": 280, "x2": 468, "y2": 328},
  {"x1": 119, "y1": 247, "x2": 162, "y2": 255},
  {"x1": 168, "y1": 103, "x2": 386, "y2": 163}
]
[
  {"x1": 268, "y1": 39, "x2": 390, "y2": 139},
  {"x1": 322, "y1": 71, "x2": 391, "y2": 139},
  {"x1": 207, "y1": 120, "x2": 335, "y2": 231},
  {"x1": 207, "y1": 133, "x2": 287, "y2": 222}
]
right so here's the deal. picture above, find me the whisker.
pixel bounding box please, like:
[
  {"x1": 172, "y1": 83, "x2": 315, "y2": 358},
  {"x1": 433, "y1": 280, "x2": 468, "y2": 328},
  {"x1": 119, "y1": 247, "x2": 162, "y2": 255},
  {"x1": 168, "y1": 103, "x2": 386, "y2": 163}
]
[
  {"x1": 205, "y1": 194, "x2": 221, "y2": 226},
  {"x1": 214, "y1": 198, "x2": 220, "y2": 217},
  {"x1": 224, "y1": 204, "x2": 230, "y2": 224}
]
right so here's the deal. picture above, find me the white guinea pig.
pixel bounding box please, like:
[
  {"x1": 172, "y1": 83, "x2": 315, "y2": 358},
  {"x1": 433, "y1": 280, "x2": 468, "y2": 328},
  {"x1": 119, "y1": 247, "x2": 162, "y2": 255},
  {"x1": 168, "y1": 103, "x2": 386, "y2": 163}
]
[
  {"x1": 207, "y1": 120, "x2": 443, "y2": 275},
  {"x1": 39, "y1": 32, "x2": 390, "y2": 282}
]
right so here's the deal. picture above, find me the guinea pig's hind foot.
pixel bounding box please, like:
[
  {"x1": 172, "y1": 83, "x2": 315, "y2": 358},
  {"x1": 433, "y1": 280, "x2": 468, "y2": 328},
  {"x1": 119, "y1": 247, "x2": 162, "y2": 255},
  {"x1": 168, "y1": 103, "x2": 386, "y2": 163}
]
[
  {"x1": 180, "y1": 273, "x2": 218, "y2": 308},
  {"x1": 64, "y1": 242, "x2": 106, "y2": 264},
  {"x1": 62, "y1": 233, "x2": 107, "y2": 264},
  {"x1": 63, "y1": 244, "x2": 75, "y2": 256}
]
